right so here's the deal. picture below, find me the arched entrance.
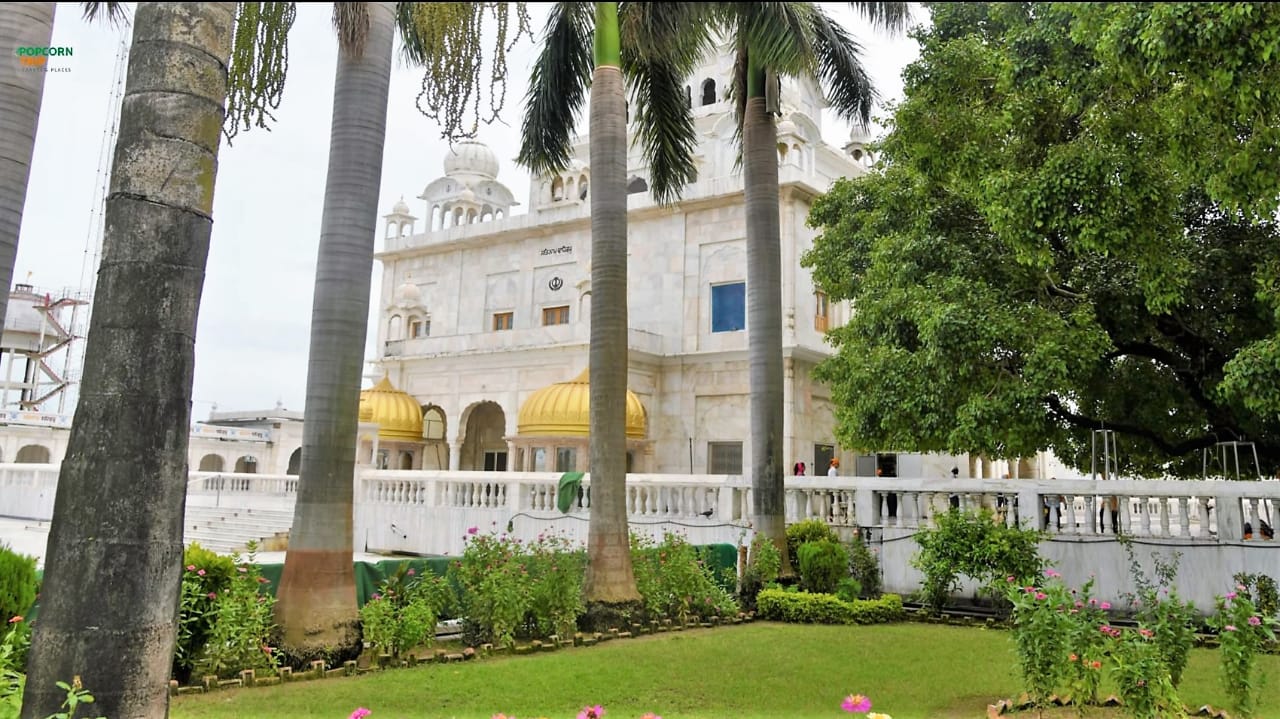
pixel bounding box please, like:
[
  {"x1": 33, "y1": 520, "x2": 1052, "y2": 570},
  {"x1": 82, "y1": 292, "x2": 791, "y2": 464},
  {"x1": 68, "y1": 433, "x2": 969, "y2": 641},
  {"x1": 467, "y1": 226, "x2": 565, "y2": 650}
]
[
  {"x1": 422, "y1": 404, "x2": 448, "y2": 470},
  {"x1": 287, "y1": 447, "x2": 302, "y2": 475},
  {"x1": 15, "y1": 445, "x2": 50, "y2": 463},
  {"x1": 198, "y1": 454, "x2": 224, "y2": 471},
  {"x1": 234, "y1": 455, "x2": 258, "y2": 473},
  {"x1": 460, "y1": 401, "x2": 507, "y2": 471}
]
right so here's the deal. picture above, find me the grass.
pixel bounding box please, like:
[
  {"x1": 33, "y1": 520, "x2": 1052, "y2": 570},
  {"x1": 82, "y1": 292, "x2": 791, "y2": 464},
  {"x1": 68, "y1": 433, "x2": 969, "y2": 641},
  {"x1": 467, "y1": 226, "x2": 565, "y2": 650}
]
[{"x1": 170, "y1": 622, "x2": 1280, "y2": 719}]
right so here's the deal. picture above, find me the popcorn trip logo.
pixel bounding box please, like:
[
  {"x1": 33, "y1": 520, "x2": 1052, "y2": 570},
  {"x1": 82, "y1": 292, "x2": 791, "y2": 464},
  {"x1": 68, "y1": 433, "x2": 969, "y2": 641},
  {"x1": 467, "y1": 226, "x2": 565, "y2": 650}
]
[{"x1": 14, "y1": 45, "x2": 73, "y2": 71}]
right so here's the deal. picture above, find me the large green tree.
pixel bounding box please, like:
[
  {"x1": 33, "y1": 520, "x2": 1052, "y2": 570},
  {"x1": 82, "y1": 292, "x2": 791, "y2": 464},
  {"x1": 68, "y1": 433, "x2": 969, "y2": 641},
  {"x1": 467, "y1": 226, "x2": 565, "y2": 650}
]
[
  {"x1": 518, "y1": 1, "x2": 708, "y2": 618},
  {"x1": 712, "y1": 1, "x2": 907, "y2": 569},
  {"x1": 803, "y1": 2, "x2": 1280, "y2": 478}
]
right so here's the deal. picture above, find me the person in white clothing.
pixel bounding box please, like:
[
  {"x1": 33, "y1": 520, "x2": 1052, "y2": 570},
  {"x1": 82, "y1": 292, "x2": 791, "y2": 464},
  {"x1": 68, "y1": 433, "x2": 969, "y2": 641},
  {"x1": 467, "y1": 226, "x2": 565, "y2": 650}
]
[{"x1": 827, "y1": 458, "x2": 839, "y2": 477}]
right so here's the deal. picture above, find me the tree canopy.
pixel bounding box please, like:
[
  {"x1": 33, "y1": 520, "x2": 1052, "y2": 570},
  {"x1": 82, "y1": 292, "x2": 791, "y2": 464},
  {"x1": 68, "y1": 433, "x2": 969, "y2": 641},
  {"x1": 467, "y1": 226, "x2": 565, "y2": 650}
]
[{"x1": 802, "y1": 2, "x2": 1280, "y2": 478}]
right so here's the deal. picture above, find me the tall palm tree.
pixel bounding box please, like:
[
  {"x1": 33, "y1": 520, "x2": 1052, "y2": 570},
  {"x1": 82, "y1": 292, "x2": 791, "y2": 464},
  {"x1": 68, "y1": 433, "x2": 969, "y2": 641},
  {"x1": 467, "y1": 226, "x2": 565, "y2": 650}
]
[
  {"x1": 518, "y1": 1, "x2": 708, "y2": 618},
  {"x1": 274, "y1": 0, "x2": 397, "y2": 663},
  {"x1": 272, "y1": 1, "x2": 530, "y2": 661},
  {"x1": 20, "y1": 4, "x2": 236, "y2": 717},
  {"x1": 716, "y1": 2, "x2": 909, "y2": 572}
]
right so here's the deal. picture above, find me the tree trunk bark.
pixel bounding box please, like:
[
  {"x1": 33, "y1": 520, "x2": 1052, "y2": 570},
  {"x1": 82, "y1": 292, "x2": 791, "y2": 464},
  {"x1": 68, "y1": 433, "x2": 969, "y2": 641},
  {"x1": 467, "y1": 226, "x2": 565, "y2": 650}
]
[
  {"x1": 744, "y1": 62, "x2": 790, "y2": 575},
  {"x1": 20, "y1": 4, "x2": 234, "y2": 718},
  {"x1": 0, "y1": 2, "x2": 54, "y2": 331},
  {"x1": 584, "y1": 1, "x2": 640, "y2": 608},
  {"x1": 274, "y1": 0, "x2": 395, "y2": 663}
]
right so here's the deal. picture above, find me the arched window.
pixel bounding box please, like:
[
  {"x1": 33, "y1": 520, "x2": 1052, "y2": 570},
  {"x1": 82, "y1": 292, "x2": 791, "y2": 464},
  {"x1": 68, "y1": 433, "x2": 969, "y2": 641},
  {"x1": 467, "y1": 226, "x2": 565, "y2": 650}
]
[
  {"x1": 551, "y1": 176, "x2": 564, "y2": 201},
  {"x1": 579, "y1": 175, "x2": 589, "y2": 200},
  {"x1": 627, "y1": 176, "x2": 648, "y2": 194},
  {"x1": 287, "y1": 448, "x2": 301, "y2": 475},
  {"x1": 198, "y1": 454, "x2": 224, "y2": 472},
  {"x1": 701, "y1": 78, "x2": 716, "y2": 106},
  {"x1": 685, "y1": 85, "x2": 692, "y2": 108},
  {"x1": 388, "y1": 314, "x2": 403, "y2": 340},
  {"x1": 234, "y1": 455, "x2": 258, "y2": 474}
]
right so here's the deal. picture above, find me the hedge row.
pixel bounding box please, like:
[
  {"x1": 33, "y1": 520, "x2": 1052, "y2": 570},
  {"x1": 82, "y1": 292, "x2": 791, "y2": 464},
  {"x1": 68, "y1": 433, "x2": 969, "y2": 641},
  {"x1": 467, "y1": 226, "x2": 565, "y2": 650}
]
[{"x1": 756, "y1": 589, "x2": 904, "y2": 625}]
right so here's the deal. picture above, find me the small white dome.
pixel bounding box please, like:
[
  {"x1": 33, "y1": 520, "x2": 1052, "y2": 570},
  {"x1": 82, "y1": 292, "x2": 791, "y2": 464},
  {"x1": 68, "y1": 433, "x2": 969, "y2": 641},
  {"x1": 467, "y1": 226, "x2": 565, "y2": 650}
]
[
  {"x1": 776, "y1": 118, "x2": 799, "y2": 137},
  {"x1": 391, "y1": 196, "x2": 411, "y2": 215},
  {"x1": 848, "y1": 124, "x2": 874, "y2": 146},
  {"x1": 458, "y1": 187, "x2": 477, "y2": 204},
  {"x1": 443, "y1": 141, "x2": 498, "y2": 180},
  {"x1": 396, "y1": 281, "x2": 422, "y2": 303}
]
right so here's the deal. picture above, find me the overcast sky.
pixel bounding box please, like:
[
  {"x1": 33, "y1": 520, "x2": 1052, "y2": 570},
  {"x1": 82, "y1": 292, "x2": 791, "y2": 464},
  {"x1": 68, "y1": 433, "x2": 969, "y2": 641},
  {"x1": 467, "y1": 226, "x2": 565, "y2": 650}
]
[{"x1": 17, "y1": 2, "x2": 924, "y2": 419}]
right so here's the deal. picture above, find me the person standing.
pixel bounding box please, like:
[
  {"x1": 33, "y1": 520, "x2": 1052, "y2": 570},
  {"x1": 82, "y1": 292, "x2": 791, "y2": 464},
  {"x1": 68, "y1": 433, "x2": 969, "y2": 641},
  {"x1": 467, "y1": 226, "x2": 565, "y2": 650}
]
[{"x1": 828, "y1": 458, "x2": 839, "y2": 477}]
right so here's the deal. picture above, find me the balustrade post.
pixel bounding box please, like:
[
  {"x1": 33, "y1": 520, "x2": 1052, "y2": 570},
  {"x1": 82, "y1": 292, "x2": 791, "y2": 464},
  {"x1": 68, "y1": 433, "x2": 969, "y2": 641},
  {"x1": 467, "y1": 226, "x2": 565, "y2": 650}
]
[
  {"x1": 1216, "y1": 494, "x2": 1243, "y2": 540},
  {"x1": 854, "y1": 487, "x2": 877, "y2": 527}
]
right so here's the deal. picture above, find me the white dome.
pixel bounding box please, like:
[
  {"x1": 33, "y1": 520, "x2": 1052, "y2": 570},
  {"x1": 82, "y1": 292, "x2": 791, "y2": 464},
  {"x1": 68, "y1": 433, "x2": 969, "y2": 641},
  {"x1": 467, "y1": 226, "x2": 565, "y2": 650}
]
[
  {"x1": 391, "y1": 196, "x2": 411, "y2": 215},
  {"x1": 776, "y1": 119, "x2": 799, "y2": 137},
  {"x1": 396, "y1": 281, "x2": 422, "y2": 304},
  {"x1": 443, "y1": 141, "x2": 498, "y2": 179},
  {"x1": 848, "y1": 124, "x2": 874, "y2": 146},
  {"x1": 458, "y1": 187, "x2": 477, "y2": 204}
]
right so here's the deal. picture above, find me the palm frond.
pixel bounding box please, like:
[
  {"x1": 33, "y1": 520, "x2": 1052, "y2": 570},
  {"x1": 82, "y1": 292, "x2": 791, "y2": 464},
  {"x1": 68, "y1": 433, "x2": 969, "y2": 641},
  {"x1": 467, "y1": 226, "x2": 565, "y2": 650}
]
[
  {"x1": 624, "y1": 51, "x2": 700, "y2": 205},
  {"x1": 732, "y1": 2, "x2": 818, "y2": 78},
  {"x1": 619, "y1": 1, "x2": 714, "y2": 74},
  {"x1": 725, "y1": 42, "x2": 748, "y2": 170},
  {"x1": 516, "y1": 2, "x2": 594, "y2": 176},
  {"x1": 811, "y1": 6, "x2": 877, "y2": 130},
  {"x1": 333, "y1": 2, "x2": 369, "y2": 58},
  {"x1": 81, "y1": 1, "x2": 129, "y2": 27},
  {"x1": 395, "y1": 1, "x2": 427, "y2": 65},
  {"x1": 848, "y1": 2, "x2": 911, "y2": 35}
]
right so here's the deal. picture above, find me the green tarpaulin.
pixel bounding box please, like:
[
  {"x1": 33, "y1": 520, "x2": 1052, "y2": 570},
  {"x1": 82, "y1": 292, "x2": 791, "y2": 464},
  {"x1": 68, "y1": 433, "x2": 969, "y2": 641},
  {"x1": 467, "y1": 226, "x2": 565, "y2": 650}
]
[{"x1": 557, "y1": 472, "x2": 584, "y2": 513}]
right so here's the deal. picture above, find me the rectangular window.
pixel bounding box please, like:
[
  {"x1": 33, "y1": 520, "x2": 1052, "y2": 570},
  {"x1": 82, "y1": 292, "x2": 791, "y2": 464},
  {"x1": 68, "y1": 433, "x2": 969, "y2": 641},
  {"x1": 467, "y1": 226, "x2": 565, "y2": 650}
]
[
  {"x1": 408, "y1": 319, "x2": 430, "y2": 338},
  {"x1": 555, "y1": 447, "x2": 577, "y2": 473},
  {"x1": 814, "y1": 291, "x2": 829, "y2": 332},
  {"x1": 708, "y1": 441, "x2": 743, "y2": 475},
  {"x1": 493, "y1": 311, "x2": 514, "y2": 331},
  {"x1": 542, "y1": 305, "x2": 570, "y2": 326},
  {"x1": 711, "y1": 282, "x2": 746, "y2": 333}
]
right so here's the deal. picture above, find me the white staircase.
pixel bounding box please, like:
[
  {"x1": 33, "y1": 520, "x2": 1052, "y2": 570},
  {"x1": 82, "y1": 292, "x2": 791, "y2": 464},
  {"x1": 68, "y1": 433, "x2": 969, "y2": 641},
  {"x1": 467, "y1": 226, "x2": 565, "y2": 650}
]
[{"x1": 183, "y1": 505, "x2": 293, "y2": 555}]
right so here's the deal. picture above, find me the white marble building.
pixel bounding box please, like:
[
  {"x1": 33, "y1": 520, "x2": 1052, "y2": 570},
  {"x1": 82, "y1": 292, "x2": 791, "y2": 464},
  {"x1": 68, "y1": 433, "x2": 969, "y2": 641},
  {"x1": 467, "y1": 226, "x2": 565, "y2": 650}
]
[{"x1": 370, "y1": 44, "x2": 980, "y2": 481}]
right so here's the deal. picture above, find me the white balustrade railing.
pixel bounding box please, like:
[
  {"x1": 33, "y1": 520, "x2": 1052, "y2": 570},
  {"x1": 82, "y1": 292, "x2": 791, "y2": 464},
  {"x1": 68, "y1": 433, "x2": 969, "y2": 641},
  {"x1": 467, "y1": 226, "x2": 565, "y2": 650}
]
[{"x1": 0, "y1": 463, "x2": 60, "y2": 519}]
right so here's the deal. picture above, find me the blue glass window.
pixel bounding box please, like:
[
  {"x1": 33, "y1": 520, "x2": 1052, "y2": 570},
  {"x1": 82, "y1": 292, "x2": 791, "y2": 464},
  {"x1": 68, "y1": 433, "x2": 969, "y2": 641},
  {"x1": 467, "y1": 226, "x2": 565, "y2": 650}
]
[{"x1": 711, "y1": 282, "x2": 745, "y2": 332}]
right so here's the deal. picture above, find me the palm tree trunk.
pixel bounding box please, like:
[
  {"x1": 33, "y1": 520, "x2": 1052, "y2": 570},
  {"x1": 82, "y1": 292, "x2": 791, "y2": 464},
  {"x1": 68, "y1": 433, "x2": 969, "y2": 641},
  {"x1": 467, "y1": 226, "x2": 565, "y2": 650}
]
[
  {"x1": 20, "y1": 4, "x2": 234, "y2": 717},
  {"x1": 0, "y1": 2, "x2": 54, "y2": 331},
  {"x1": 274, "y1": 0, "x2": 396, "y2": 663},
  {"x1": 584, "y1": 0, "x2": 641, "y2": 613},
  {"x1": 744, "y1": 56, "x2": 791, "y2": 575}
]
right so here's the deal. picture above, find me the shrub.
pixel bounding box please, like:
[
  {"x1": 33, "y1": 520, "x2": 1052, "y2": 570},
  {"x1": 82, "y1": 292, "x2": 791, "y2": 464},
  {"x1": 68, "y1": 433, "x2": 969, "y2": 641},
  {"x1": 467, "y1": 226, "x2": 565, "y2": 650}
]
[
  {"x1": 796, "y1": 540, "x2": 849, "y2": 594},
  {"x1": 174, "y1": 543, "x2": 236, "y2": 683},
  {"x1": 360, "y1": 564, "x2": 448, "y2": 658},
  {"x1": 449, "y1": 531, "x2": 531, "y2": 649},
  {"x1": 1118, "y1": 540, "x2": 1198, "y2": 687},
  {"x1": 1234, "y1": 572, "x2": 1279, "y2": 620},
  {"x1": 756, "y1": 589, "x2": 903, "y2": 625},
  {"x1": 0, "y1": 544, "x2": 37, "y2": 630},
  {"x1": 846, "y1": 533, "x2": 882, "y2": 599},
  {"x1": 1210, "y1": 585, "x2": 1279, "y2": 718},
  {"x1": 524, "y1": 532, "x2": 586, "y2": 639},
  {"x1": 911, "y1": 508, "x2": 1045, "y2": 614},
  {"x1": 191, "y1": 546, "x2": 278, "y2": 679},
  {"x1": 835, "y1": 577, "x2": 862, "y2": 603},
  {"x1": 1104, "y1": 626, "x2": 1182, "y2": 719},
  {"x1": 738, "y1": 533, "x2": 781, "y2": 612},
  {"x1": 631, "y1": 532, "x2": 738, "y2": 624},
  {"x1": 1003, "y1": 572, "x2": 1075, "y2": 709},
  {"x1": 785, "y1": 519, "x2": 838, "y2": 572}
]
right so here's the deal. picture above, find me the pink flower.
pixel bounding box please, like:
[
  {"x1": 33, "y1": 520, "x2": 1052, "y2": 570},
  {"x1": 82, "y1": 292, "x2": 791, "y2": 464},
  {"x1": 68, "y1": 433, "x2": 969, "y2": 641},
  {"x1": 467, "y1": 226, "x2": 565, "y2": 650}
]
[
  {"x1": 1044, "y1": 569, "x2": 1060, "y2": 578},
  {"x1": 407, "y1": 568, "x2": 415, "y2": 576},
  {"x1": 467, "y1": 526, "x2": 479, "y2": 535},
  {"x1": 842, "y1": 694, "x2": 872, "y2": 713},
  {"x1": 186, "y1": 564, "x2": 196, "y2": 571},
  {"x1": 1075, "y1": 601, "x2": 1084, "y2": 608},
  {"x1": 1100, "y1": 602, "x2": 1111, "y2": 610},
  {"x1": 576, "y1": 705, "x2": 605, "y2": 719},
  {"x1": 238, "y1": 567, "x2": 248, "y2": 573},
  {"x1": 8, "y1": 616, "x2": 22, "y2": 624},
  {"x1": 1226, "y1": 592, "x2": 1237, "y2": 600},
  {"x1": 1247, "y1": 616, "x2": 1262, "y2": 626},
  {"x1": 197, "y1": 569, "x2": 206, "y2": 577},
  {"x1": 640, "y1": 714, "x2": 662, "y2": 719},
  {"x1": 1035, "y1": 592, "x2": 1047, "y2": 601},
  {"x1": 1006, "y1": 575, "x2": 1016, "y2": 582},
  {"x1": 349, "y1": 709, "x2": 371, "y2": 719},
  {"x1": 1224, "y1": 625, "x2": 1238, "y2": 632},
  {"x1": 207, "y1": 592, "x2": 217, "y2": 600}
]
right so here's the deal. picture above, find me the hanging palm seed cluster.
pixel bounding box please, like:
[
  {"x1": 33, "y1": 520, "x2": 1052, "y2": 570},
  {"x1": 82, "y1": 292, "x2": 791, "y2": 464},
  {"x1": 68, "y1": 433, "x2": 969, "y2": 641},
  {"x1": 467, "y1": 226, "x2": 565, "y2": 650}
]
[
  {"x1": 223, "y1": 1, "x2": 296, "y2": 141},
  {"x1": 409, "y1": 2, "x2": 532, "y2": 141}
]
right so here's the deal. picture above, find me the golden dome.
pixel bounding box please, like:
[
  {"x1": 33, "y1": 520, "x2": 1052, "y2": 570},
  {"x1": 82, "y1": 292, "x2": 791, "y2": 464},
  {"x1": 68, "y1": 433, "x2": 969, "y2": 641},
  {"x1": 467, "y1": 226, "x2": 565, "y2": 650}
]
[
  {"x1": 517, "y1": 368, "x2": 646, "y2": 439},
  {"x1": 358, "y1": 376, "x2": 423, "y2": 441}
]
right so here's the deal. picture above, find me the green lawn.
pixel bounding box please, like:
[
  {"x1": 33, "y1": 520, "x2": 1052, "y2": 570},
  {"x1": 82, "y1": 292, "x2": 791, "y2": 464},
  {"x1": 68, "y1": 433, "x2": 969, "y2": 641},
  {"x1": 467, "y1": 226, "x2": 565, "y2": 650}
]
[{"x1": 170, "y1": 623, "x2": 1280, "y2": 719}]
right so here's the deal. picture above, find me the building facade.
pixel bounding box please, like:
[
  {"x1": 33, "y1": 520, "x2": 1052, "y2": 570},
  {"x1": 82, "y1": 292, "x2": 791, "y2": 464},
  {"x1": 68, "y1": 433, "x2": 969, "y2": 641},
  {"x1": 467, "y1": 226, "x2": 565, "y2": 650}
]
[{"x1": 369, "y1": 44, "x2": 977, "y2": 481}]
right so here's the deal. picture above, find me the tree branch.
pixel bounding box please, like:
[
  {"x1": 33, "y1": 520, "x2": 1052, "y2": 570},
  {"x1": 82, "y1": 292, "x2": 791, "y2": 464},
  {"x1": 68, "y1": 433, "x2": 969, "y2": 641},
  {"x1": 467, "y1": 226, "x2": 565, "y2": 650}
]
[{"x1": 1042, "y1": 393, "x2": 1234, "y2": 457}]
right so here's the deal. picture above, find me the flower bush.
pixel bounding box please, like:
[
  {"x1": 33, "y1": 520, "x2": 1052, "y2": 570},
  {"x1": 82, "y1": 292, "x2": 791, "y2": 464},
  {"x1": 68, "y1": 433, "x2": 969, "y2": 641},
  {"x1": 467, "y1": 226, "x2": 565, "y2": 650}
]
[
  {"x1": 1209, "y1": 585, "x2": 1279, "y2": 718},
  {"x1": 361, "y1": 564, "x2": 449, "y2": 658},
  {"x1": 174, "y1": 542, "x2": 237, "y2": 683},
  {"x1": 630, "y1": 532, "x2": 737, "y2": 624},
  {"x1": 524, "y1": 532, "x2": 586, "y2": 639},
  {"x1": 1118, "y1": 541, "x2": 1198, "y2": 687},
  {"x1": 190, "y1": 545, "x2": 279, "y2": 679},
  {"x1": 1002, "y1": 571, "x2": 1075, "y2": 708},
  {"x1": 450, "y1": 531, "x2": 533, "y2": 649},
  {"x1": 1104, "y1": 624, "x2": 1182, "y2": 719},
  {"x1": 912, "y1": 508, "x2": 1045, "y2": 615}
]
